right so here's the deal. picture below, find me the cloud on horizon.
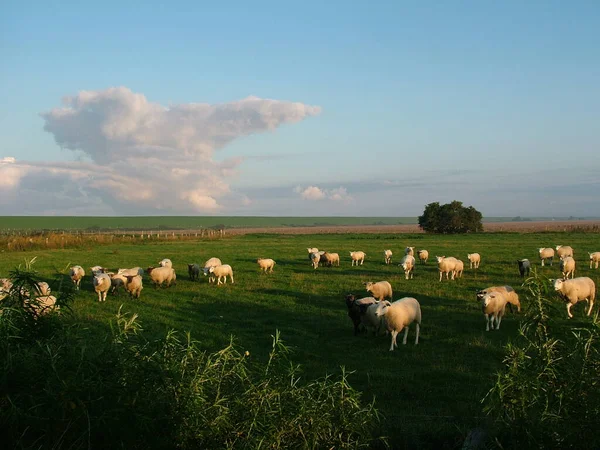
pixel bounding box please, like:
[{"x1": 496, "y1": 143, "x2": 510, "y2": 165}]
[
  {"x1": 294, "y1": 185, "x2": 353, "y2": 203},
  {"x1": 0, "y1": 87, "x2": 321, "y2": 214}
]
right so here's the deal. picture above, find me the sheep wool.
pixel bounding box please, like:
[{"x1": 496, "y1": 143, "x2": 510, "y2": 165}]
[{"x1": 375, "y1": 297, "x2": 421, "y2": 349}]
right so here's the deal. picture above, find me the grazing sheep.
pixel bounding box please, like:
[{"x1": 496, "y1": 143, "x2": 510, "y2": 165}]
[
  {"x1": 436, "y1": 256, "x2": 459, "y2": 281},
  {"x1": 257, "y1": 258, "x2": 276, "y2": 273},
  {"x1": 124, "y1": 275, "x2": 143, "y2": 299},
  {"x1": 93, "y1": 273, "x2": 111, "y2": 302},
  {"x1": 454, "y1": 259, "x2": 464, "y2": 279},
  {"x1": 69, "y1": 266, "x2": 85, "y2": 290},
  {"x1": 209, "y1": 264, "x2": 234, "y2": 285},
  {"x1": 188, "y1": 263, "x2": 200, "y2": 281},
  {"x1": 117, "y1": 267, "x2": 144, "y2": 277},
  {"x1": 203, "y1": 257, "x2": 222, "y2": 282},
  {"x1": 399, "y1": 254, "x2": 416, "y2": 280},
  {"x1": 517, "y1": 259, "x2": 531, "y2": 277},
  {"x1": 309, "y1": 252, "x2": 320, "y2": 269},
  {"x1": 481, "y1": 291, "x2": 508, "y2": 331},
  {"x1": 159, "y1": 258, "x2": 173, "y2": 268},
  {"x1": 322, "y1": 252, "x2": 340, "y2": 267},
  {"x1": 375, "y1": 297, "x2": 421, "y2": 349},
  {"x1": 345, "y1": 294, "x2": 378, "y2": 335},
  {"x1": 146, "y1": 266, "x2": 177, "y2": 288},
  {"x1": 477, "y1": 286, "x2": 521, "y2": 313},
  {"x1": 350, "y1": 251, "x2": 366, "y2": 266},
  {"x1": 108, "y1": 272, "x2": 128, "y2": 294},
  {"x1": 560, "y1": 256, "x2": 576, "y2": 280},
  {"x1": 383, "y1": 249, "x2": 393, "y2": 265},
  {"x1": 555, "y1": 245, "x2": 574, "y2": 259},
  {"x1": 467, "y1": 253, "x2": 481, "y2": 269},
  {"x1": 365, "y1": 281, "x2": 393, "y2": 301},
  {"x1": 553, "y1": 277, "x2": 596, "y2": 318},
  {"x1": 588, "y1": 252, "x2": 600, "y2": 269},
  {"x1": 405, "y1": 247, "x2": 415, "y2": 256},
  {"x1": 417, "y1": 250, "x2": 429, "y2": 264},
  {"x1": 354, "y1": 296, "x2": 384, "y2": 335},
  {"x1": 538, "y1": 248, "x2": 554, "y2": 266}
]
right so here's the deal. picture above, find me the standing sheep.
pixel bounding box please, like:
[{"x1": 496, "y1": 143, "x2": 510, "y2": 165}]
[
  {"x1": 477, "y1": 286, "x2": 521, "y2": 313},
  {"x1": 517, "y1": 259, "x2": 531, "y2": 278},
  {"x1": 481, "y1": 291, "x2": 508, "y2": 331},
  {"x1": 417, "y1": 250, "x2": 429, "y2": 264},
  {"x1": 188, "y1": 263, "x2": 200, "y2": 281},
  {"x1": 117, "y1": 267, "x2": 144, "y2": 277},
  {"x1": 69, "y1": 266, "x2": 85, "y2": 290},
  {"x1": 93, "y1": 273, "x2": 111, "y2": 302},
  {"x1": 383, "y1": 249, "x2": 393, "y2": 265},
  {"x1": 355, "y1": 297, "x2": 385, "y2": 335},
  {"x1": 159, "y1": 258, "x2": 173, "y2": 268},
  {"x1": 257, "y1": 258, "x2": 276, "y2": 273},
  {"x1": 399, "y1": 255, "x2": 416, "y2": 280},
  {"x1": 108, "y1": 272, "x2": 128, "y2": 294},
  {"x1": 209, "y1": 264, "x2": 234, "y2": 285},
  {"x1": 538, "y1": 248, "x2": 554, "y2": 266},
  {"x1": 322, "y1": 252, "x2": 340, "y2": 267},
  {"x1": 555, "y1": 245, "x2": 574, "y2": 259},
  {"x1": 560, "y1": 256, "x2": 576, "y2": 280},
  {"x1": 203, "y1": 257, "x2": 222, "y2": 282},
  {"x1": 374, "y1": 297, "x2": 422, "y2": 349},
  {"x1": 365, "y1": 281, "x2": 393, "y2": 301},
  {"x1": 553, "y1": 277, "x2": 596, "y2": 318},
  {"x1": 345, "y1": 295, "x2": 381, "y2": 335},
  {"x1": 310, "y1": 252, "x2": 320, "y2": 269},
  {"x1": 588, "y1": 252, "x2": 600, "y2": 269},
  {"x1": 454, "y1": 259, "x2": 464, "y2": 279},
  {"x1": 436, "y1": 256, "x2": 459, "y2": 282},
  {"x1": 350, "y1": 251, "x2": 366, "y2": 266},
  {"x1": 467, "y1": 253, "x2": 481, "y2": 269},
  {"x1": 146, "y1": 267, "x2": 177, "y2": 288},
  {"x1": 124, "y1": 275, "x2": 143, "y2": 299},
  {"x1": 405, "y1": 247, "x2": 415, "y2": 256}
]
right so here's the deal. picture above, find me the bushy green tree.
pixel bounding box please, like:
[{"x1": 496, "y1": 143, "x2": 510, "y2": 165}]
[{"x1": 418, "y1": 200, "x2": 483, "y2": 233}]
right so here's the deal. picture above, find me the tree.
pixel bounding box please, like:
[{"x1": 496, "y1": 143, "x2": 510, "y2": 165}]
[{"x1": 418, "y1": 200, "x2": 483, "y2": 233}]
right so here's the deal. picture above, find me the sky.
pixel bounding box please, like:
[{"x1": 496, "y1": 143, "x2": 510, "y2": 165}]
[{"x1": 1, "y1": 0, "x2": 599, "y2": 217}]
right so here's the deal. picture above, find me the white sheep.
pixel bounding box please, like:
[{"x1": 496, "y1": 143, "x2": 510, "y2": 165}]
[
  {"x1": 588, "y1": 252, "x2": 600, "y2": 269},
  {"x1": 477, "y1": 286, "x2": 521, "y2": 313},
  {"x1": 26, "y1": 295, "x2": 58, "y2": 317},
  {"x1": 383, "y1": 249, "x2": 393, "y2": 265},
  {"x1": 354, "y1": 297, "x2": 385, "y2": 335},
  {"x1": 159, "y1": 258, "x2": 173, "y2": 268},
  {"x1": 203, "y1": 257, "x2": 223, "y2": 282},
  {"x1": 34, "y1": 281, "x2": 51, "y2": 297},
  {"x1": 69, "y1": 266, "x2": 85, "y2": 290},
  {"x1": 146, "y1": 266, "x2": 176, "y2": 288},
  {"x1": 124, "y1": 275, "x2": 143, "y2": 299},
  {"x1": 555, "y1": 245, "x2": 574, "y2": 259},
  {"x1": 90, "y1": 265, "x2": 106, "y2": 275},
  {"x1": 307, "y1": 247, "x2": 319, "y2": 254},
  {"x1": 350, "y1": 251, "x2": 366, "y2": 266},
  {"x1": 93, "y1": 273, "x2": 111, "y2": 302},
  {"x1": 322, "y1": 252, "x2": 340, "y2": 267},
  {"x1": 454, "y1": 259, "x2": 464, "y2": 279},
  {"x1": 375, "y1": 297, "x2": 422, "y2": 349},
  {"x1": 405, "y1": 247, "x2": 415, "y2": 256},
  {"x1": 467, "y1": 253, "x2": 481, "y2": 269},
  {"x1": 560, "y1": 256, "x2": 576, "y2": 280},
  {"x1": 553, "y1": 277, "x2": 596, "y2": 318},
  {"x1": 257, "y1": 258, "x2": 276, "y2": 273},
  {"x1": 481, "y1": 291, "x2": 508, "y2": 331},
  {"x1": 310, "y1": 252, "x2": 320, "y2": 269},
  {"x1": 209, "y1": 264, "x2": 234, "y2": 285},
  {"x1": 365, "y1": 281, "x2": 393, "y2": 301},
  {"x1": 117, "y1": 267, "x2": 144, "y2": 277},
  {"x1": 436, "y1": 256, "x2": 459, "y2": 281},
  {"x1": 538, "y1": 248, "x2": 554, "y2": 266},
  {"x1": 399, "y1": 254, "x2": 416, "y2": 280},
  {"x1": 417, "y1": 249, "x2": 429, "y2": 264}
]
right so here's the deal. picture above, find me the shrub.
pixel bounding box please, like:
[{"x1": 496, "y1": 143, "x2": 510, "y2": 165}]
[{"x1": 418, "y1": 201, "x2": 483, "y2": 234}]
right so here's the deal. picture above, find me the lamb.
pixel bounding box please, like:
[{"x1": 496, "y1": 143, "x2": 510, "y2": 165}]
[
  {"x1": 108, "y1": 272, "x2": 128, "y2": 294},
  {"x1": 146, "y1": 266, "x2": 177, "y2": 288},
  {"x1": 69, "y1": 266, "x2": 85, "y2": 290},
  {"x1": 555, "y1": 245, "x2": 574, "y2": 259},
  {"x1": 202, "y1": 257, "x2": 222, "y2": 282},
  {"x1": 417, "y1": 249, "x2": 429, "y2": 264},
  {"x1": 374, "y1": 297, "x2": 421, "y2": 349},
  {"x1": 124, "y1": 275, "x2": 143, "y2": 299},
  {"x1": 467, "y1": 253, "x2": 481, "y2": 269},
  {"x1": 209, "y1": 264, "x2": 234, "y2": 285},
  {"x1": 481, "y1": 291, "x2": 508, "y2": 331},
  {"x1": 188, "y1": 263, "x2": 200, "y2": 281},
  {"x1": 383, "y1": 249, "x2": 393, "y2": 265},
  {"x1": 350, "y1": 251, "x2": 366, "y2": 266},
  {"x1": 117, "y1": 267, "x2": 144, "y2": 277},
  {"x1": 517, "y1": 259, "x2": 531, "y2": 277},
  {"x1": 93, "y1": 273, "x2": 111, "y2": 302},
  {"x1": 399, "y1": 254, "x2": 415, "y2": 280},
  {"x1": 405, "y1": 247, "x2": 415, "y2": 256},
  {"x1": 436, "y1": 256, "x2": 459, "y2": 281},
  {"x1": 257, "y1": 258, "x2": 276, "y2": 273},
  {"x1": 560, "y1": 256, "x2": 576, "y2": 280},
  {"x1": 477, "y1": 286, "x2": 521, "y2": 313},
  {"x1": 365, "y1": 281, "x2": 393, "y2": 301},
  {"x1": 345, "y1": 294, "x2": 378, "y2": 335},
  {"x1": 588, "y1": 252, "x2": 600, "y2": 269},
  {"x1": 538, "y1": 248, "x2": 554, "y2": 266},
  {"x1": 322, "y1": 252, "x2": 340, "y2": 267},
  {"x1": 553, "y1": 277, "x2": 596, "y2": 318},
  {"x1": 159, "y1": 258, "x2": 173, "y2": 268},
  {"x1": 354, "y1": 296, "x2": 384, "y2": 335},
  {"x1": 310, "y1": 252, "x2": 320, "y2": 269}
]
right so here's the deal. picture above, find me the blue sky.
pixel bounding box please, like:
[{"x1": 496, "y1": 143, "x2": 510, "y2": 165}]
[{"x1": 1, "y1": 1, "x2": 599, "y2": 216}]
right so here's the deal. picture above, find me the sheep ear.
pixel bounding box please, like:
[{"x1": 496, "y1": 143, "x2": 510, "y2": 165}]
[{"x1": 384, "y1": 301, "x2": 392, "y2": 307}]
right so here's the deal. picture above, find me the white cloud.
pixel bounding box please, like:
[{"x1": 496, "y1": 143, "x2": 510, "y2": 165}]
[
  {"x1": 0, "y1": 87, "x2": 320, "y2": 214},
  {"x1": 295, "y1": 185, "x2": 353, "y2": 202}
]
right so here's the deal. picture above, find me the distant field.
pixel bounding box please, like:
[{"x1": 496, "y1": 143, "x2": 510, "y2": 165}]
[{"x1": 2, "y1": 231, "x2": 600, "y2": 447}]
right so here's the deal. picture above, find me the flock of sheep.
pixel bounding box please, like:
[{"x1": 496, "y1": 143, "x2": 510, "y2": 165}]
[{"x1": 0, "y1": 244, "x2": 597, "y2": 351}]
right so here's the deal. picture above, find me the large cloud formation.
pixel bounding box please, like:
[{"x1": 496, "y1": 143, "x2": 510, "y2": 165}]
[{"x1": 1, "y1": 87, "x2": 320, "y2": 214}]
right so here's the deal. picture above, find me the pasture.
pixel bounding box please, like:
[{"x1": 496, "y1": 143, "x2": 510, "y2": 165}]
[{"x1": 2, "y1": 231, "x2": 600, "y2": 448}]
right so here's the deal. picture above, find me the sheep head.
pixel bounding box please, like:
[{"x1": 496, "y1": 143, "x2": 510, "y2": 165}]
[{"x1": 374, "y1": 300, "x2": 392, "y2": 317}]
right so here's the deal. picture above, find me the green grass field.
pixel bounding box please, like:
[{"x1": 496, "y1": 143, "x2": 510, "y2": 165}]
[{"x1": 2, "y1": 232, "x2": 599, "y2": 447}]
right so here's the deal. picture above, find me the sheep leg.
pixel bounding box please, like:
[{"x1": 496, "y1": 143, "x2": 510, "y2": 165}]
[
  {"x1": 414, "y1": 323, "x2": 420, "y2": 345},
  {"x1": 439, "y1": 271, "x2": 443, "y2": 282},
  {"x1": 496, "y1": 314, "x2": 502, "y2": 330},
  {"x1": 389, "y1": 330, "x2": 398, "y2": 351},
  {"x1": 402, "y1": 326, "x2": 409, "y2": 345},
  {"x1": 485, "y1": 314, "x2": 490, "y2": 331},
  {"x1": 230, "y1": 274, "x2": 234, "y2": 284},
  {"x1": 587, "y1": 298, "x2": 594, "y2": 316},
  {"x1": 566, "y1": 303, "x2": 573, "y2": 319}
]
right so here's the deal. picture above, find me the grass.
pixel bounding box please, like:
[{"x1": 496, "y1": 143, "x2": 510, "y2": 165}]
[{"x1": 1, "y1": 231, "x2": 599, "y2": 447}]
